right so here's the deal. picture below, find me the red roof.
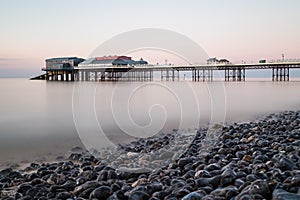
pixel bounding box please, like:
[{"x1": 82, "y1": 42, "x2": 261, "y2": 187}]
[{"x1": 95, "y1": 56, "x2": 131, "y2": 61}]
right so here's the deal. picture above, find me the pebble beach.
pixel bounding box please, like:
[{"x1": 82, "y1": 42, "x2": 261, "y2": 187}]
[{"x1": 1, "y1": 110, "x2": 300, "y2": 200}]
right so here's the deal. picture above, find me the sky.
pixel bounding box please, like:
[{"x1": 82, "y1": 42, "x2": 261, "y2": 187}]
[{"x1": 0, "y1": 0, "x2": 300, "y2": 77}]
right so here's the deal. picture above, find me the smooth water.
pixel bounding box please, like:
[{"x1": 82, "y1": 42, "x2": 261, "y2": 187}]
[{"x1": 1, "y1": 78, "x2": 300, "y2": 167}]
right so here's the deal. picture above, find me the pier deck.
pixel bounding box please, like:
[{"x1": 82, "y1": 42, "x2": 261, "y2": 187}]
[{"x1": 39, "y1": 61, "x2": 300, "y2": 82}]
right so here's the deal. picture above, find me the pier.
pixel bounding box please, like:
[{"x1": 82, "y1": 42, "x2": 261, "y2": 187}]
[{"x1": 32, "y1": 56, "x2": 300, "y2": 82}]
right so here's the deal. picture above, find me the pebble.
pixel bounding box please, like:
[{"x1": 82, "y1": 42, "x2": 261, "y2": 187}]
[
  {"x1": 89, "y1": 186, "x2": 113, "y2": 199},
  {"x1": 272, "y1": 189, "x2": 300, "y2": 200},
  {"x1": 129, "y1": 190, "x2": 150, "y2": 200},
  {"x1": 182, "y1": 191, "x2": 205, "y2": 200}
]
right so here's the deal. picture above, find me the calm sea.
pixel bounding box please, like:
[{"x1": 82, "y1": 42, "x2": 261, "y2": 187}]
[{"x1": 1, "y1": 78, "x2": 300, "y2": 166}]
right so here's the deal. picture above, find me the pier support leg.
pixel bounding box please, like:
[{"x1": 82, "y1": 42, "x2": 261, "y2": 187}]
[
  {"x1": 85, "y1": 71, "x2": 89, "y2": 81},
  {"x1": 54, "y1": 71, "x2": 57, "y2": 81},
  {"x1": 101, "y1": 72, "x2": 105, "y2": 81},
  {"x1": 151, "y1": 70, "x2": 153, "y2": 81},
  {"x1": 232, "y1": 69, "x2": 236, "y2": 81},
  {"x1": 192, "y1": 69, "x2": 194, "y2": 81},
  {"x1": 280, "y1": 68, "x2": 283, "y2": 81},
  {"x1": 79, "y1": 71, "x2": 82, "y2": 81},
  {"x1": 166, "y1": 69, "x2": 169, "y2": 81},
  {"x1": 172, "y1": 69, "x2": 175, "y2": 81},
  {"x1": 65, "y1": 72, "x2": 69, "y2": 81},
  {"x1": 95, "y1": 71, "x2": 98, "y2": 81},
  {"x1": 73, "y1": 72, "x2": 76, "y2": 81}
]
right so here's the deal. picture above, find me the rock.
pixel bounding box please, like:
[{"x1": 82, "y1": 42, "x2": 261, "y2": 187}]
[
  {"x1": 210, "y1": 186, "x2": 238, "y2": 198},
  {"x1": 25, "y1": 187, "x2": 39, "y2": 198},
  {"x1": 129, "y1": 191, "x2": 150, "y2": 200},
  {"x1": 238, "y1": 179, "x2": 271, "y2": 199},
  {"x1": 18, "y1": 195, "x2": 32, "y2": 200},
  {"x1": 8, "y1": 171, "x2": 22, "y2": 179},
  {"x1": 247, "y1": 136, "x2": 254, "y2": 143},
  {"x1": 117, "y1": 167, "x2": 151, "y2": 180},
  {"x1": 272, "y1": 189, "x2": 300, "y2": 200},
  {"x1": 152, "y1": 190, "x2": 170, "y2": 199},
  {"x1": 68, "y1": 153, "x2": 82, "y2": 160},
  {"x1": 195, "y1": 178, "x2": 211, "y2": 187},
  {"x1": 178, "y1": 157, "x2": 193, "y2": 168},
  {"x1": 159, "y1": 151, "x2": 175, "y2": 160},
  {"x1": 175, "y1": 188, "x2": 190, "y2": 198},
  {"x1": 78, "y1": 188, "x2": 94, "y2": 199},
  {"x1": 89, "y1": 186, "x2": 113, "y2": 200},
  {"x1": 276, "y1": 157, "x2": 296, "y2": 171},
  {"x1": 107, "y1": 170, "x2": 118, "y2": 180},
  {"x1": 57, "y1": 191, "x2": 72, "y2": 199},
  {"x1": 17, "y1": 183, "x2": 32, "y2": 195},
  {"x1": 61, "y1": 180, "x2": 76, "y2": 191},
  {"x1": 236, "y1": 194, "x2": 253, "y2": 200},
  {"x1": 236, "y1": 151, "x2": 246, "y2": 159},
  {"x1": 74, "y1": 181, "x2": 100, "y2": 195},
  {"x1": 145, "y1": 182, "x2": 163, "y2": 194},
  {"x1": 195, "y1": 170, "x2": 212, "y2": 178},
  {"x1": 234, "y1": 179, "x2": 245, "y2": 187},
  {"x1": 290, "y1": 175, "x2": 300, "y2": 187},
  {"x1": 132, "y1": 178, "x2": 147, "y2": 188},
  {"x1": 117, "y1": 167, "x2": 152, "y2": 174},
  {"x1": 205, "y1": 163, "x2": 221, "y2": 171},
  {"x1": 0, "y1": 168, "x2": 13, "y2": 176},
  {"x1": 127, "y1": 152, "x2": 139, "y2": 157},
  {"x1": 97, "y1": 170, "x2": 108, "y2": 181},
  {"x1": 220, "y1": 169, "x2": 236, "y2": 186},
  {"x1": 242, "y1": 155, "x2": 252, "y2": 162},
  {"x1": 196, "y1": 175, "x2": 222, "y2": 188},
  {"x1": 71, "y1": 146, "x2": 83, "y2": 152},
  {"x1": 182, "y1": 191, "x2": 205, "y2": 200}
]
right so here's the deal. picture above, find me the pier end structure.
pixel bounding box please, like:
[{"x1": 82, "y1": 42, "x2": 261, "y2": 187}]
[{"x1": 42, "y1": 57, "x2": 85, "y2": 81}]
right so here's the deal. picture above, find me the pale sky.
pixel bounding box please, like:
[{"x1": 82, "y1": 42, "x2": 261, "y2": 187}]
[{"x1": 0, "y1": 0, "x2": 300, "y2": 77}]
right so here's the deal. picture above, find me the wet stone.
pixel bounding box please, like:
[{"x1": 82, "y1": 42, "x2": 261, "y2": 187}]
[
  {"x1": 182, "y1": 191, "x2": 204, "y2": 200},
  {"x1": 178, "y1": 157, "x2": 193, "y2": 168},
  {"x1": 89, "y1": 186, "x2": 113, "y2": 200},
  {"x1": 276, "y1": 157, "x2": 296, "y2": 171},
  {"x1": 17, "y1": 183, "x2": 32, "y2": 195},
  {"x1": 74, "y1": 180, "x2": 100, "y2": 195},
  {"x1": 272, "y1": 189, "x2": 300, "y2": 200},
  {"x1": 57, "y1": 191, "x2": 72, "y2": 199},
  {"x1": 129, "y1": 190, "x2": 150, "y2": 200}
]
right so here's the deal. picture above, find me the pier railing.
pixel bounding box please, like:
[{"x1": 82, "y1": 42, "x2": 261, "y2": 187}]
[{"x1": 40, "y1": 60, "x2": 300, "y2": 82}]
